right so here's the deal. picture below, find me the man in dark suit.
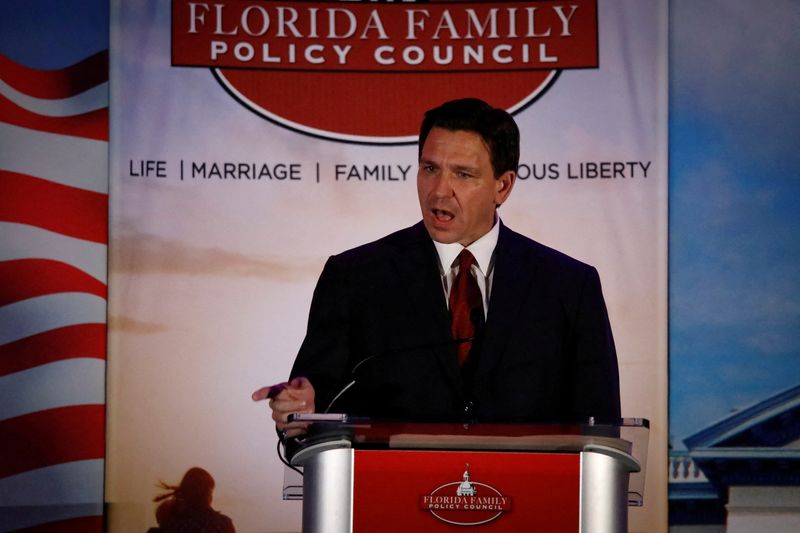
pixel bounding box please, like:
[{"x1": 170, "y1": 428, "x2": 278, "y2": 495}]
[{"x1": 252, "y1": 98, "x2": 620, "y2": 436}]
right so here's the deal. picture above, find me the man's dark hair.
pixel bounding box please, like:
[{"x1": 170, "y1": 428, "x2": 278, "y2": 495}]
[{"x1": 418, "y1": 98, "x2": 520, "y2": 177}]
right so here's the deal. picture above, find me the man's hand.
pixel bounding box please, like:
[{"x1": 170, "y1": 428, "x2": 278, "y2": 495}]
[{"x1": 252, "y1": 377, "x2": 316, "y2": 438}]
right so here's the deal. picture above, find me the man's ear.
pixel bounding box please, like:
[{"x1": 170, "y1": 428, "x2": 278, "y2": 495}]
[{"x1": 495, "y1": 170, "x2": 516, "y2": 207}]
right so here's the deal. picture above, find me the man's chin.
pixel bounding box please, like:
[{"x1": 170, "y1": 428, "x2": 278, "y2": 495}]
[{"x1": 423, "y1": 221, "x2": 460, "y2": 244}]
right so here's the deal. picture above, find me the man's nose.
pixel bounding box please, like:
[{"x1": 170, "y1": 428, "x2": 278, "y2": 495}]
[{"x1": 431, "y1": 173, "x2": 454, "y2": 197}]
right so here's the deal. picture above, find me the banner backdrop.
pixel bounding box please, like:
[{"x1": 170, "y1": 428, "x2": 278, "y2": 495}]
[{"x1": 107, "y1": 1, "x2": 667, "y2": 531}]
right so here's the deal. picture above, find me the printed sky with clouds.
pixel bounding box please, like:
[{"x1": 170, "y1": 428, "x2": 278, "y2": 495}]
[{"x1": 668, "y1": 0, "x2": 800, "y2": 447}]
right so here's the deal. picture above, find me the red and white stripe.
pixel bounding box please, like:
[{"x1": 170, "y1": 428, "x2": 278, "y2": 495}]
[{"x1": 0, "y1": 51, "x2": 108, "y2": 532}]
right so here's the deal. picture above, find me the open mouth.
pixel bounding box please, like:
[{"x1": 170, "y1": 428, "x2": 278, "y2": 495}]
[{"x1": 432, "y1": 208, "x2": 455, "y2": 222}]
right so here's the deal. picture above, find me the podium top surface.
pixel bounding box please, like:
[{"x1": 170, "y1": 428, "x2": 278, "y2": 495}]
[
  {"x1": 287, "y1": 416, "x2": 647, "y2": 462},
  {"x1": 288, "y1": 415, "x2": 646, "y2": 442}
]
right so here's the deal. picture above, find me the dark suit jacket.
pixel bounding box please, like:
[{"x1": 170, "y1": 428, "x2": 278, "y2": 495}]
[{"x1": 290, "y1": 221, "x2": 620, "y2": 423}]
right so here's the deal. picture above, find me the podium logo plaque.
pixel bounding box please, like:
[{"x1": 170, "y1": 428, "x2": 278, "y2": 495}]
[
  {"x1": 353, "y1": 449, "x2": 579, "y2": 532},
  {"x1": 420, "y1": 463, "x2": 512, "y2": 526}
]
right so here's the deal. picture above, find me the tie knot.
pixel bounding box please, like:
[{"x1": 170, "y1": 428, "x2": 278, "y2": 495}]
[{"x1": 455, "y1": 249, "x2": 475, "y2": 272}]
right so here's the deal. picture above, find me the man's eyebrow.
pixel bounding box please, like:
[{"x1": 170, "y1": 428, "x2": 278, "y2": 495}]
[
  {"x1": 418, "y1": 159, "x2": 479, "y2": 174},
  {"x1": 451, "y1": 163, "x2": 480, "y2": 173}
]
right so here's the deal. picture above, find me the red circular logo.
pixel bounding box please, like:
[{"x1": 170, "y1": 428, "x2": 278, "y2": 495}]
[
  {"x1": 172, "y1": 1, "x2": 598, "y2": 144},
  {"x1": 214, "y1": 69, "x2": 559, "y2": 144}
]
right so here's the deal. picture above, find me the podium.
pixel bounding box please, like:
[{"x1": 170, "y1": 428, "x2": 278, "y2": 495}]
[{"x1": 284, "y1": 417, "x2": 648, "y2": 533}]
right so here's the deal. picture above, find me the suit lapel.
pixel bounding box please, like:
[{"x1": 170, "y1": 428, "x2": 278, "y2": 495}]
[
  {"x1": 474, "y1": 224, "x2": 539, "y2": 386},
  {"x1": 391, "y1": 223, "x2": 462, "y2": 395}
]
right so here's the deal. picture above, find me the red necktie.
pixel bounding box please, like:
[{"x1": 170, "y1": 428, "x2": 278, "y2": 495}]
[{"x1": 449, "y1": 250, "x2": 483, "y2": 366}]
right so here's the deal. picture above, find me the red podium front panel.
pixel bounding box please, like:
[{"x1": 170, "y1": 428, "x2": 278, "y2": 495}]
[{"x1": 353, "y1": 449, "x2": 580, "y2": 532}]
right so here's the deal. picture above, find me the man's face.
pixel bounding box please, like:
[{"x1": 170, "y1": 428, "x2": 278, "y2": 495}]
[{"x1": 417, "y1": 127, "x2": 515, "y2": 246}]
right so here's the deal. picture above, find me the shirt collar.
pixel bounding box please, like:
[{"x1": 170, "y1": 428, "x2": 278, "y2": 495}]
[{"x1": 432, "y1": 218, "x2": 500, "y2": 276}]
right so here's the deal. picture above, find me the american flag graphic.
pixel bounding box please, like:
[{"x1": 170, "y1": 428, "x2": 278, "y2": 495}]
[{"x1": 0, "y1": 50, "x2": 108, "y2": 532}]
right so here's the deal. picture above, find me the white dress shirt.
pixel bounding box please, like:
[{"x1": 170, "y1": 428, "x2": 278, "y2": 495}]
[{"x1": 432, "y1": 219, "x2": 500, "y2": 316}]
